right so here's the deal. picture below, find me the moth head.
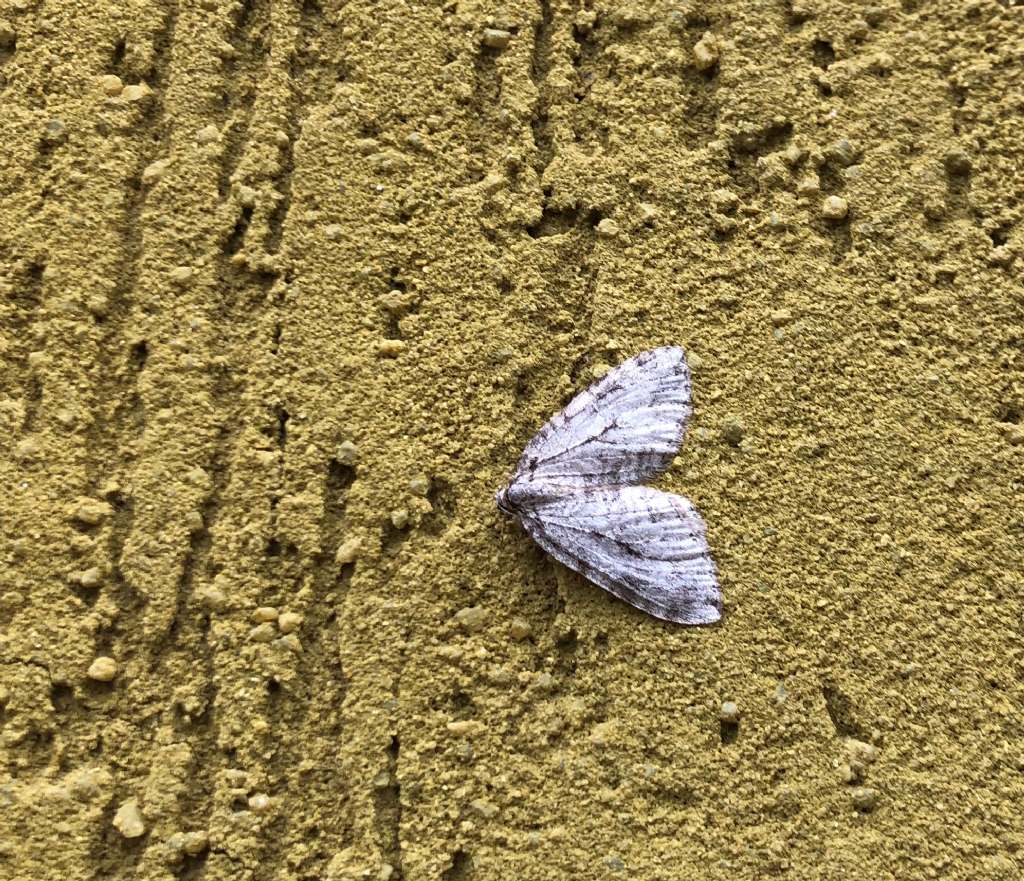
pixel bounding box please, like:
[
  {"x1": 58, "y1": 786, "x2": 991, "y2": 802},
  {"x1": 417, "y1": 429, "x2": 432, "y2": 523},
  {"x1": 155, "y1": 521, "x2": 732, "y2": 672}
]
[{"x1": 495, "y1": 486, "x2": 514, "y2": 515}]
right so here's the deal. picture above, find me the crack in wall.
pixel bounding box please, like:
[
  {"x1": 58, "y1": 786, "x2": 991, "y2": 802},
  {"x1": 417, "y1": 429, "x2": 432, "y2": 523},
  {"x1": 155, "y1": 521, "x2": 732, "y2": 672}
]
[
  {"x1": 530, "y1": 0, "x2": 555, "y2": 179},
  {"x1": 264, "y1": 1, "x2": 325, "y2": 256}
]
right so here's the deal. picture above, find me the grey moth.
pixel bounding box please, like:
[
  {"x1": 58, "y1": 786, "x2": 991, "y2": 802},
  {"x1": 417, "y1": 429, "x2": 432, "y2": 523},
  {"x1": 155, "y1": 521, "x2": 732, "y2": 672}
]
[{"x1": 496, "y1": 346, "x2": 721, "y2": 625}]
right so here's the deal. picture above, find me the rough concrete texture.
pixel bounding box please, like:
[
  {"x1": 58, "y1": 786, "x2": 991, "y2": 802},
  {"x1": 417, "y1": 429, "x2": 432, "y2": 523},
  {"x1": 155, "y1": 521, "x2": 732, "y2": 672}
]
[{"x1": 1, "y1": 1, "x2": 1023, "y2": 879}]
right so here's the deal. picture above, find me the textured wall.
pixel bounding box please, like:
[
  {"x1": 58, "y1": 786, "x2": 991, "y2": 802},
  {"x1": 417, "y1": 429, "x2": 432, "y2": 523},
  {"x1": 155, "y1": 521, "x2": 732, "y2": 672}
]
[{"x1": 1, "y1": 1, "x2": 1023, "y2": 879}]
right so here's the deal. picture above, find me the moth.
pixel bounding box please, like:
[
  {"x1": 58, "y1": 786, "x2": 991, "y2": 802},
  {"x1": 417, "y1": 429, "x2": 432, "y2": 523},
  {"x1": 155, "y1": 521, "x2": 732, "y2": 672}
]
[{"x1": 496, "y1": 346, "x2": 721, "y2": 625}]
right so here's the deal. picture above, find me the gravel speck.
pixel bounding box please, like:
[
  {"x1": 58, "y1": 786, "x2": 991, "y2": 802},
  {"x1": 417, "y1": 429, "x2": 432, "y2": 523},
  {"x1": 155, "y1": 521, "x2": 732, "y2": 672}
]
[
  {"x1": 75, "y1": 566, "x2": 104, "y2": 589},
  {"x1": 509, "y1": 618, "x2": 532, "y2": 640},
  {"x1": 377, "y1": 339, "x2": 407, "y2": 358},
  {"x1": 249, "y1": 623, "x2": 276, "y2": 643},
  {"x1": 278, "y1": 611, "x2": 303, "y2": 633},
  {"x1": 335, "y1": 538, "x2": 361, "y2": 564},
  {"x1": 142, "y1": 158, "x2": 171, "y2": 186},
  {"x1": 113, "y1": 798, "x2": 146, "y2": 838},
  {"x1": 279, "y1": 634, "x2": 303, "y2": 653},
  {"x1": 87, "y1": 656, "x2": 119, "y2": 682},
  {"x1": 693, "y1": 33, "x2": 719, "y2": 71},
  {"x1": 850, "y1": 786, "x2": 880, "y2": 812},
  {"x1": 721, "y1": 419, "x2": 745, "y2": 446},
  {"x1": 482, "y1": 28, "x2": 512, "y2": 50},
  {"x1": 408, "y1": 475, "x2": 430, "y2": 496},
  {"x1": 336, "y1": 440, "x2": 359, "y2": 465},
  {"x1": 827, "y1": 138, "x2": 858, "y2": 167},
  {"x1": 182, "y1": 830, "x2": 208, "y2": 855},
  {"x1": 944, "y1": 149, "x2": 972, "y2": 176},
  {"x1": 796, "y1": 174, "x2": 820, "y2": 197},
  {"x1": 98, "y1": 74, "x2": 123, "y2": 96},
  {"x1": 121, "y1": 83, "x2": 152, "y2": 102},
  {"x1": 455, "y1": 605, "x2": 488, "y2": 632},
  {"x1": 196, "y1": 124, "x2": 220, "y2": 144},
  {"x1": 248, "y1": 793, "x2": 272, "y2": 813},
  {"x1": 821, "y1": 195, "x2": 849, "y2": 220},
  {"x1": 447, "y1": 720, "x2": 485, "y2": 737},
  {"x1": 70, "y1": 497, "x2": 113, "y2": 526},
  {"x1": 469, "y1": 797, "x2": 499, "y2": 818},
  {"x1": 197, "y1": 585, "x2": 227, "y2": 610}
]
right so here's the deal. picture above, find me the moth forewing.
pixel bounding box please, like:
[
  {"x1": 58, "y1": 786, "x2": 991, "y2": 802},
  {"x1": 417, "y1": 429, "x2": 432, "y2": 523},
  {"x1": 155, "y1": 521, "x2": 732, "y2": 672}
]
[{"x1": 514, "y1": 346, "x2": 693, "y2": 490}]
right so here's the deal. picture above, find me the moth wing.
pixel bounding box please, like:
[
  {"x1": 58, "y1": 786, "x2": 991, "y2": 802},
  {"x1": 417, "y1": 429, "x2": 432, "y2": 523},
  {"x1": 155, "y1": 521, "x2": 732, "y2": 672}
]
[
  {"x1": 518, "y1": 485, "x2": 721, "y2": 625},
  {"x1": 515, "y1": 346, "x2": 692, "y2": 492}
]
